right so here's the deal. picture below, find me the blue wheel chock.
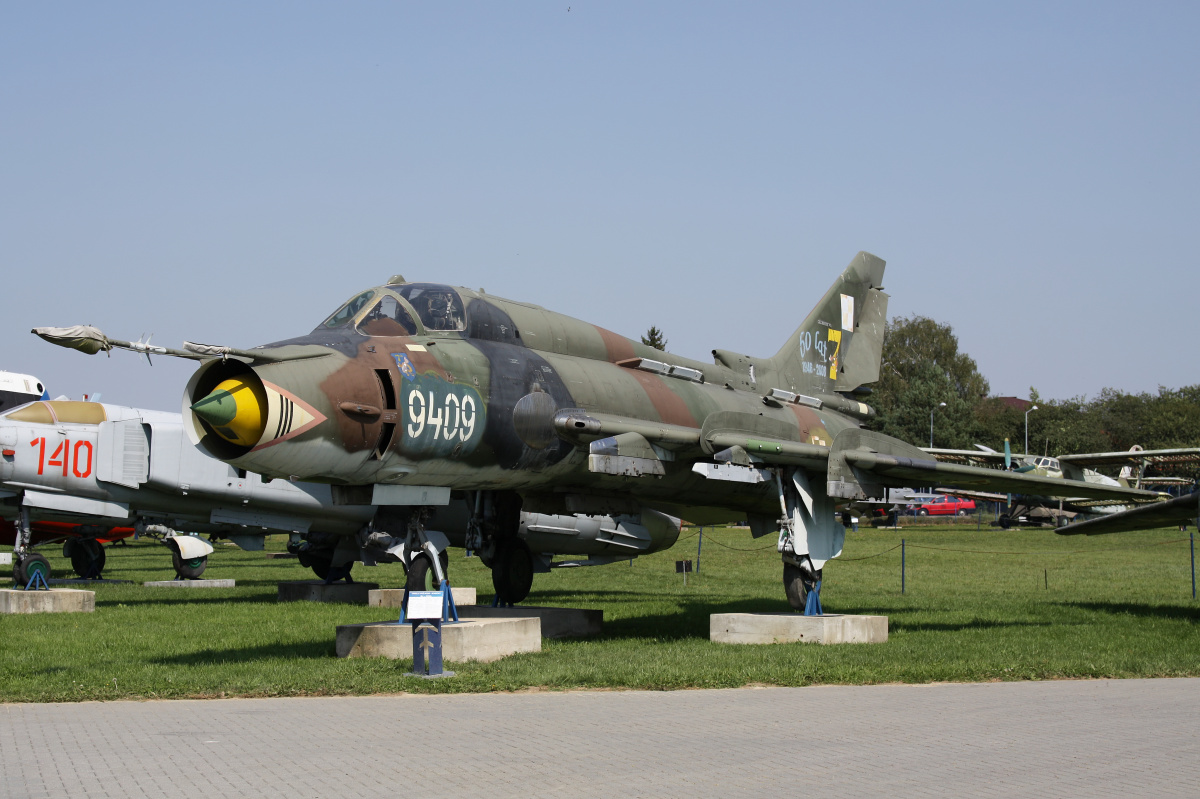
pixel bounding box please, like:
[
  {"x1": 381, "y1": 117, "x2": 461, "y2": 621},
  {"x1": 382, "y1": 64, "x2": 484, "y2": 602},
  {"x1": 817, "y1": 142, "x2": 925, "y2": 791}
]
[
  {"x1": 25, "y1": 571, "x2": 50, "y2": 591},
  {"x1": 803, "y1": 580, "x2": 823, "y2": 616}
]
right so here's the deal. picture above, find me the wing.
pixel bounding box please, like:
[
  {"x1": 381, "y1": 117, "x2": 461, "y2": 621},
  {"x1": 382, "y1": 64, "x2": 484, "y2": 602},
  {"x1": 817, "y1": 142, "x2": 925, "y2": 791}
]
[
  {"x1": 1057, "y1": 448, "x2": 1200, "y2": 468},
  {"x1": 553, "y1": 410, "x2": 1166, "y2": 505},
  {"x1": 1057, "y1": 491, "x2": 1200, "y2": 536},
  {"x1": 923, "y1": 448, "x2": 1009, "y2": 466},
  {"x1": 835, "y1": 449, "x2": 1162, "y2": 502}
]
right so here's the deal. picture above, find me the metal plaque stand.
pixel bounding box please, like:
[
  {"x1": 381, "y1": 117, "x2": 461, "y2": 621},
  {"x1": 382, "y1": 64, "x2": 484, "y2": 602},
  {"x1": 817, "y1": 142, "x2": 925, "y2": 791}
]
[{"x1": 404, "y1": 589, "x2": 455, "y2": 678}]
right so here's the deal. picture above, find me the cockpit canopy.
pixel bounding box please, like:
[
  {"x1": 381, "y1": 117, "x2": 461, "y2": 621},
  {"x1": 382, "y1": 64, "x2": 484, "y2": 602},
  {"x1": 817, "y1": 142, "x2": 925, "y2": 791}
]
[
  {"x1": 319, "y1": 284, "x2": 467, "y2": 337},
  {"x1": 394, "y1": 284, "x2": 466, "y2": 332}
]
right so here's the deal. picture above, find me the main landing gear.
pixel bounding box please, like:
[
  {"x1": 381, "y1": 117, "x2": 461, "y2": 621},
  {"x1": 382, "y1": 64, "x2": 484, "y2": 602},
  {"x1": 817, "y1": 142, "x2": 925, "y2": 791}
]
[
  {"x1": 782, "y1": 559, "x2": 821, "y2": 611},
  {"x1": 774, "y1": 468, "x2": 840, "y2": 613},
  {"x1": 64, "y1": 539, "x2": 106, "y2": 579},
  {"x1": 465, "y1": 491, "x2": 534, "y2": 604}
]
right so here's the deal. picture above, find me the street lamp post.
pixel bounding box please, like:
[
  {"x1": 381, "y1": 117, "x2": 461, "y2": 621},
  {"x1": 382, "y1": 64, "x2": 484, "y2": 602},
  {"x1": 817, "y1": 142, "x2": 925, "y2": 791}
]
[
  {"x1": 1025, "y1": 405, "x2": 1039, "y2": 455},
  {"x1": 930, "y1": 402, "x2": 947, "y2": 448}
]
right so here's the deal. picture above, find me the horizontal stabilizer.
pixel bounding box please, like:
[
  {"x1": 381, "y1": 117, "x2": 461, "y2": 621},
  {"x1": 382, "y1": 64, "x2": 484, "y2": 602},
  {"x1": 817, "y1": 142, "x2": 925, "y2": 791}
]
[{"x1": 1058, "y1": 491, "x2": 1200, "y2": 536}]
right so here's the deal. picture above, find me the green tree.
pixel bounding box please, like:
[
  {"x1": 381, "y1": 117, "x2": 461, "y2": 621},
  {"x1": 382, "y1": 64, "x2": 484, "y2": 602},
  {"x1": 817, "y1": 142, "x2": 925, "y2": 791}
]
[
  {"x1": 871, "y1": 315, "x2": 990, "y2": 448},
  {"x1": 641, "y1": 326, "x2": 668, "y2": 351}
]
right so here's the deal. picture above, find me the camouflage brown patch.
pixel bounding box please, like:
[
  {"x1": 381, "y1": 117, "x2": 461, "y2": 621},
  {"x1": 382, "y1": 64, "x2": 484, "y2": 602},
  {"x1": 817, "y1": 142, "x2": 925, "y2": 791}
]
[
  {"x1": 318, "y1": 345, "x2": 393, "y2": 453},
  {"x1": 788, "y1": 404, "x2": 829, "y2": 446},
  {"x1": 628, "y1": 371, "x2": 698, "y2": 428},
  {"x1": 596, "y1": 326, "x2": 636, "y2": 364}
]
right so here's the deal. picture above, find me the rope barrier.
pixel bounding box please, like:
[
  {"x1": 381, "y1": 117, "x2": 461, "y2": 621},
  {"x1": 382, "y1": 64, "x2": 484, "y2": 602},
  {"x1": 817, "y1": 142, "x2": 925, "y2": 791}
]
[{"x1": 676, "y1": 530, "x2": 1191, "y2": 559}]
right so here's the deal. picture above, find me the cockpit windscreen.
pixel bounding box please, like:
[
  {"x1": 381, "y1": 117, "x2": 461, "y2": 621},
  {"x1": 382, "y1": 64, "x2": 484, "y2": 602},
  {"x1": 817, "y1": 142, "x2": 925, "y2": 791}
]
[
  {"x1": 357, "y1": 295, "x2": 418, "y2": 337},
  {"x1": 322, "y1": 291, "x2": 377, "y2": 329}
]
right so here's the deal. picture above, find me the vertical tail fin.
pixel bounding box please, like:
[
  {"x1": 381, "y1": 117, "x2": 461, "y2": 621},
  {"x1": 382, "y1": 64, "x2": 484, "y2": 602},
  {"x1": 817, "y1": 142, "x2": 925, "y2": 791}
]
[{"x1": 767, "y1": 252, "x2": 888, "y2": 394}]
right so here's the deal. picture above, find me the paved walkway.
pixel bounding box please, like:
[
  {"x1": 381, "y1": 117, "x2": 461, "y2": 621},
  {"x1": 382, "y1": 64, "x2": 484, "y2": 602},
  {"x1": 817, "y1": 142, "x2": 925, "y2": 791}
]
[{"x1": 3, "y1": 679, "x2": 1198, "y2": 798}]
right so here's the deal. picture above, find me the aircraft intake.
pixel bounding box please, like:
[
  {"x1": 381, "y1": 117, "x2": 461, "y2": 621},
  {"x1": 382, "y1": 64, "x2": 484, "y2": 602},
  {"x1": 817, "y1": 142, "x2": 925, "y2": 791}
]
[
  {"x1": 183, "y1": 358, "x2": 327, "y2": 461},
  {"x1": 191, "y1": 378, "x2": 268, "y2": 447}
]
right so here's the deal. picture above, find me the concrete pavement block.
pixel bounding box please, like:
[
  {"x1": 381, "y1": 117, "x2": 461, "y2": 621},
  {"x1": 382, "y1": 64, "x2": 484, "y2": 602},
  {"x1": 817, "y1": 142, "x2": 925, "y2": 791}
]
[
  {"x1": 143, "y1": 579, "x2": 236, "y2": 588},
  {"x1": 0, "y1": 588, "x2": 95, "y2": 614},
  {"x1": 710, "y1": 613, "x2": 888, "y2": 645},
  {"x1": 367, "y1": 587, "x2": 477, "y2": 608},
  {"x1": 458, "y1": 605, "x2": 602, "y2": 638},
  {"x1": 278, "y1": 580, "x2": 379, "y2": 604},
  {"x1": 336, "y1": 617, "x2": 540, "y2": 662}
]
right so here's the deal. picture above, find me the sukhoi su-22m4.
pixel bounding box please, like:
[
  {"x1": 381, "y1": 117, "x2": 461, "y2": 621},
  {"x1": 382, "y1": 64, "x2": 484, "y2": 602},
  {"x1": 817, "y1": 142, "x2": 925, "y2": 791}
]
[{"x1": 36, "y1": 253, "x2": 1163, "y2": 605}]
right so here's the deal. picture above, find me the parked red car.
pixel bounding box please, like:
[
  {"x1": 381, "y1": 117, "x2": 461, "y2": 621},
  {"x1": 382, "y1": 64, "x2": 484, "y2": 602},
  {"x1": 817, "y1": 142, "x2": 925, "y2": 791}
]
[{"x1": 915, "y1": 495, "x2": 976, "y2": 516}]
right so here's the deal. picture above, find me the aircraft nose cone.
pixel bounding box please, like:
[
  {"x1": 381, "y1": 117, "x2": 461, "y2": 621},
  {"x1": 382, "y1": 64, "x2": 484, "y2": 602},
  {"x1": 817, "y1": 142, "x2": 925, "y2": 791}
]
[{"x1": 191, "y1": 378, "x2": 267, "y2": 447}]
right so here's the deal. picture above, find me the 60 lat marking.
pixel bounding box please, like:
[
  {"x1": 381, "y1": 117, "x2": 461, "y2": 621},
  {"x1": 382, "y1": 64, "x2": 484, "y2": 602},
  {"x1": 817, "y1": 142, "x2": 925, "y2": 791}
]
[{"x1": 407, "y1": 391, "x2": 477, "y2": 442}]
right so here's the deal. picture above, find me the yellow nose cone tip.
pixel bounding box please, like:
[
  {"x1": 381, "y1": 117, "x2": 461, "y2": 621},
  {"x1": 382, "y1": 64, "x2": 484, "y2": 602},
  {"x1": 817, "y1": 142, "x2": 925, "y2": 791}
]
[{"x1": 192, "y1": 379, "x2": 267, "y2": 447}]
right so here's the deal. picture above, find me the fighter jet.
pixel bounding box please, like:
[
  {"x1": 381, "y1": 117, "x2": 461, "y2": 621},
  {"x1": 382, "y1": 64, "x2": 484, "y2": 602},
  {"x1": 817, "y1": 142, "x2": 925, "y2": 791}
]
[
  {"x1": 0, "y1": 396, "x2": 390, "y2": 584},
  {"x1": 35, "y1": 253, "x2": 1166, "y2": 607}
]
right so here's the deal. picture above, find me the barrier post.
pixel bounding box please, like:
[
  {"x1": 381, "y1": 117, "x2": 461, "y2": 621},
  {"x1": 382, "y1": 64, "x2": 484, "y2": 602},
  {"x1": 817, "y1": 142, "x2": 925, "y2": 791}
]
[{"x1": 901, "y1": 539, "x2": 906, "y2": 594}]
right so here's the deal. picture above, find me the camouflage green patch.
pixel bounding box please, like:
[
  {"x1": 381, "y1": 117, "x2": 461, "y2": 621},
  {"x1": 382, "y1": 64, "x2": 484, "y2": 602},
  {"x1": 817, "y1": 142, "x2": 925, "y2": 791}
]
[{"x1": 400, "y1": 372, "x2": 486, "y2": 459}]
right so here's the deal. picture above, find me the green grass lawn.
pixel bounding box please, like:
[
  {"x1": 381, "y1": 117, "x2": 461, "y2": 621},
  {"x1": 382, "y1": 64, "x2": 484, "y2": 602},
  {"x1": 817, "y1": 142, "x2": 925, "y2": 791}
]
[{"x1": 2, "y1": 522, "x2": 1197, "y2": 702}]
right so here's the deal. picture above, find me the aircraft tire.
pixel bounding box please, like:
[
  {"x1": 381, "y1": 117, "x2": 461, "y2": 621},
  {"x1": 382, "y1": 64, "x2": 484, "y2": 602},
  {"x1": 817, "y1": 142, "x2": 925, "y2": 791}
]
[
  {"x1": 405, "y1": 551, "x2": 449, "y2": 592},
  {"x1": 14, "y1": 553, "x2": 52, "y2": 586},
  {"x1": 172, "y1": 551, "x2": 208, "y2": 580},
  {"x1": 783, "y1": 562, "x2": 815, "y2": 611},
  {"x1": 69, "y1": 539, "x2": 106, "y2": 578},
  {"x1": 491, "y1": 540, "x2": 534, "y2": 604},
  {"x1": 998, "y1": 515, "x2": 1013, "y2": 530}
]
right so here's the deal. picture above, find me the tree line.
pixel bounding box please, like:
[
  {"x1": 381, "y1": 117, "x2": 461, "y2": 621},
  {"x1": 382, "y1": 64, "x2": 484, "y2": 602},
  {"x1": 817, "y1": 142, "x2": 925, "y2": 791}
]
[{"x1": 869, "y1": 315, "x2": 1200, "y2": 475}]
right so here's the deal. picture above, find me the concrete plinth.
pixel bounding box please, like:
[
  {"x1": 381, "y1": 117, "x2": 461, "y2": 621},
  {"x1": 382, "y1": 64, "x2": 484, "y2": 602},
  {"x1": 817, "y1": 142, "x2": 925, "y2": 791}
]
[
  {"x1": 458, "y1": 606, "x2": 602, "y2": 638},
  {"x1": 710, "y1": 613, "x2": 888, "y2": 645},
  {"x1": 278, "y1": 581, "x2": 379, "y2": 604},
  {"x1": 336, "y1": 617, "x2": 540, "y2": 662},
  {"x1": 0, "y1": 588, "x2": 94, "y2": 614},
  {"x1": 143, "y1": 579, "x2": 236, "y2": 588},
  {"x1": 367, "y1": 587, "x2": 477, "y2": 608}
]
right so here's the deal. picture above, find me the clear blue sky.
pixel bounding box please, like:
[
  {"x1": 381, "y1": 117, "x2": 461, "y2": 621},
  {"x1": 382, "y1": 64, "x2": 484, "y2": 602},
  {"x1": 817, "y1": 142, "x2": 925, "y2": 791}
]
[{"x1": 3, "y1": 2, "x2": 1197, "y2": 411}]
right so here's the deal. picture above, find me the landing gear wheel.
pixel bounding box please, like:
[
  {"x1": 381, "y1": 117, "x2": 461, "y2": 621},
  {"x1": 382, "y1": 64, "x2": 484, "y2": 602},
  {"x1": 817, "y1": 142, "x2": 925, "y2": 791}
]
[
  {"x1": 14, "y1": 553, "x2": 51, "y2": 585},
  {"x1": 998, "y1": 514, "x2": 1013, "y2": 530},
  {"x1": 492, "y1": 540, "x2": 534, "y2": 604},
  {"x1": 68, "y1": 539, "x2": 106, "y2": 578},
  {"x1": 298, "y1": 551, "x2": 333, "y2": 580},
  {"x1": 172, "y1": 551, "x2": 208, "y2": 580},
  {"x1": 405, "y1": 551, "x2": 449, "y2": 592},
  {"x1": 783, "y1": 562, "x2": 820, "y2": 611}
]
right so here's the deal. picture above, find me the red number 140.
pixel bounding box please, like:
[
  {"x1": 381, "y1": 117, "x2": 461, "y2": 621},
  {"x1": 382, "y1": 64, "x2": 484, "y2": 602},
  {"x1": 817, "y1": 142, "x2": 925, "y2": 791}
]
[{"x1": 29, "y1": 437, "x2": 93, "y2": 478}]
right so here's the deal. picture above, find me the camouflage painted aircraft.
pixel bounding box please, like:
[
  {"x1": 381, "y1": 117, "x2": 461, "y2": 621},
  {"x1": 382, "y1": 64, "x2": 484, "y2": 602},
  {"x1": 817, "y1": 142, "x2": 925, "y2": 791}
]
[
  {"x1": 926, "y1": 442, "x2": 1197, "y2": 527},
  {"x1": 35, "y1": 253, "x2": 1167, "y2": 607}
]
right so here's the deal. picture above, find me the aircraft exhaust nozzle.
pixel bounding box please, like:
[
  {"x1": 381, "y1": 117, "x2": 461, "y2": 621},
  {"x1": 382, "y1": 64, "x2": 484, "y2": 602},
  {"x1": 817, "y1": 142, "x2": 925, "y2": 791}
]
[{"x1": 190, "y1": 378, "x2": 268, "y2": 448}]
